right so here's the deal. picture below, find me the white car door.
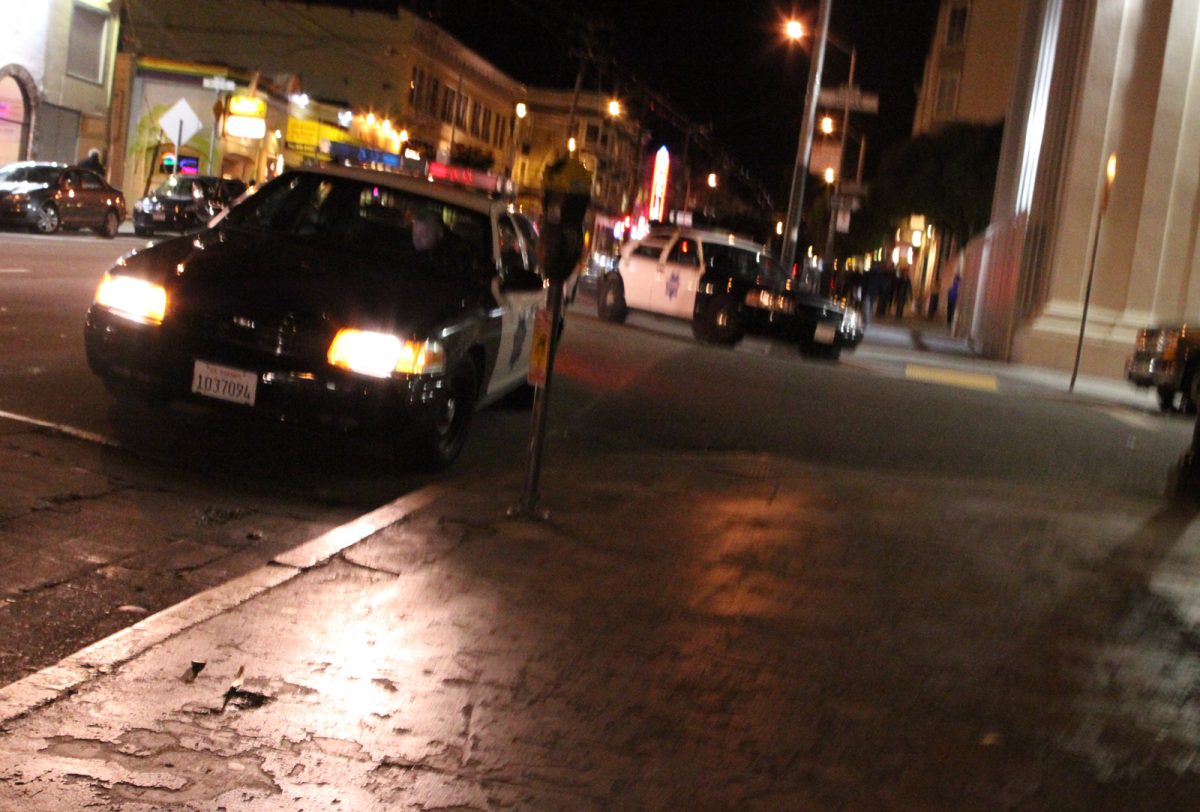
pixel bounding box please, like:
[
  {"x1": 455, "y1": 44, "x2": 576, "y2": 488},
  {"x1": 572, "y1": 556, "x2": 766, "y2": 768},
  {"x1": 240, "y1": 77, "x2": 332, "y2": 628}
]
[
  {"x1": 651, "y1": 234, "x2": 702, "y2": 318},
  {"x1": 487, "y1": 214, "x2": 543, "y2": 398},
  {"x1": 620, "y1": 239, "x2": 668, "y2": 311}
]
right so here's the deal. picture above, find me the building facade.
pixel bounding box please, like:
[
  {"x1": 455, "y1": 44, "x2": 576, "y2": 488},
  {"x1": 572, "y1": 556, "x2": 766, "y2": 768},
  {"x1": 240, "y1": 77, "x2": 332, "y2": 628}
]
[
  {"x1": 961, "y1": 0, "x2": 1200, "y2": 380},
  {"x1": 913, "y1": 0, "x2": 1023, "y2": 133},
  {"x1": 1, "y1": 0, "x2": 120, "y2": 168},
  {"x1": 908, "y1": 0, "x2": 1023, "y2": 308},
  {"x1": 118, "y1": 0, "x2": 643, "y2": 215}
]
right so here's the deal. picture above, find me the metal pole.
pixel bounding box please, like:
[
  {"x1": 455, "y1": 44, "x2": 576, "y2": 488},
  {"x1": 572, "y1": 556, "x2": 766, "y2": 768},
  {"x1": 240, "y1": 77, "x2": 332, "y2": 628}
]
[
  {"x1": 1068, "y1": 206, "x2": 1105, "y2": 392},
  {"x1": 781, "y1": 0, "x2": 832, "y2": 275},
  {"x1": 516, "y1": 278, "x2": 564, "y2": 518},
  {"x1": 1069, "y1": 155, "x2": 1115, "y2": 392}
]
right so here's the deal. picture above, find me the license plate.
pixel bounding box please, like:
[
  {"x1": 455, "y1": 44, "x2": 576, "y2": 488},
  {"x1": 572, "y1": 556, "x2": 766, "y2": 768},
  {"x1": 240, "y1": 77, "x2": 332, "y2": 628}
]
[
  {"x1": 192, "y1": 360, "x2": 257, "y2": 406},
  {"x1": 152, "y1": 212, "x2": 166, "y2": 221},
  {"x1": 814, "y1": 323, "x2": 837, "y2": 344}
]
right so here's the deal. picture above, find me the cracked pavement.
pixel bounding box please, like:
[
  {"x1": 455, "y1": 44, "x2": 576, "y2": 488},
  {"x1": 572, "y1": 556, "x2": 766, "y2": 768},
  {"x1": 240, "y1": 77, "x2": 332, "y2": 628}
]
[{"x1": 4, "y1": 452, "x2": 1200, "y2": 809}]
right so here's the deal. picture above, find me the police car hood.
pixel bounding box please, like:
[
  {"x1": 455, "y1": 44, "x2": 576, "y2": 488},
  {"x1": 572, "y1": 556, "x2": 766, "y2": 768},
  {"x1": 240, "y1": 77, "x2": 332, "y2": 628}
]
[{"x1": 128, "y1": 229, "x2": 472, "y2": 336}]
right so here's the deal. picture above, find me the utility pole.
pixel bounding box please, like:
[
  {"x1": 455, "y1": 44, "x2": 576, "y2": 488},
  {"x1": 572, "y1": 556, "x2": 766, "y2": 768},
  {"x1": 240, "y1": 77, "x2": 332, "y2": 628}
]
[{"x1": 781, "y1": 0, "x2": 832, "y2": 276}]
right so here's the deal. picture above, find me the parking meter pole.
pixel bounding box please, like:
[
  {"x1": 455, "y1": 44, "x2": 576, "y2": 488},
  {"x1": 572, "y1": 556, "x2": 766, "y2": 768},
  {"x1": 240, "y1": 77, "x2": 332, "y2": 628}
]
[
  {"x1": 509, "y1": 154, "x2": 592, "y2": 520},
  {"x1": 516, "y1": 279, "x2": 564, "y2": 517}
]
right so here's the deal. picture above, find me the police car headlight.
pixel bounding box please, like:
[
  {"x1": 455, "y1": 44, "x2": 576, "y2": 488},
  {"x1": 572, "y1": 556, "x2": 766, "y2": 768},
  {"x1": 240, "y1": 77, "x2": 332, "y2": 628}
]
[
  {"x1": 327, "y1": 330, "x2": 446, "y2": 378},
  {"x1": 94, "y1": 271, "x2": 167, "y2": 325}
]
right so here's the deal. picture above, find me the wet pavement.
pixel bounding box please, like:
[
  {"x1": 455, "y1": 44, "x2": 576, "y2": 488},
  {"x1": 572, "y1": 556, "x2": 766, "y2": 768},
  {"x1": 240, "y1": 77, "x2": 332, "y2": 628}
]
[{"x1": 3, "y1": 448, "x2": 1200, "y2": 809}]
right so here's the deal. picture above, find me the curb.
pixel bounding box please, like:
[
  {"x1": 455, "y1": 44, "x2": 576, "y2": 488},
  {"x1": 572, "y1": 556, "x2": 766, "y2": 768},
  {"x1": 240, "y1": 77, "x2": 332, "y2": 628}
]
[{"x1": 0, "y1": 484, "x2": 444, "y2": 727}]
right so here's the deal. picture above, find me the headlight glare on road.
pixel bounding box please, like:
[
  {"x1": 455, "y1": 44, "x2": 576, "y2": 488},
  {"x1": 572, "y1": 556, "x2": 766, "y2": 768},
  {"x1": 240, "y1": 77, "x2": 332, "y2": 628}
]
[
  {"x1": 327, "y1": 330, "x2": 445, "y2": 378},
  {"x1": 94, "y1": 272, "x2": 167, "y2": 325}
]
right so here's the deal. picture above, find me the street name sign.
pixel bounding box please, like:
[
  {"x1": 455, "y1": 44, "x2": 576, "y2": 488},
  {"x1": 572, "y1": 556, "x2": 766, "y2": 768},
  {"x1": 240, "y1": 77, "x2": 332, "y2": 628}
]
[{"x1": 818, "y1": 84, "x2": 880, "y2": 115}]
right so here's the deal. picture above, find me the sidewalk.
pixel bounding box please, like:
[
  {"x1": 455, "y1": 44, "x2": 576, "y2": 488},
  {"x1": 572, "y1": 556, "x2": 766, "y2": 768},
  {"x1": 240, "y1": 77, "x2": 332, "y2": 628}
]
[
  {"x1": 3, "y1": 448, "x2": 1200, "y2": 809},
  {"x1": 854, "y1": 308, "x2": 1159, "y2": 412}
]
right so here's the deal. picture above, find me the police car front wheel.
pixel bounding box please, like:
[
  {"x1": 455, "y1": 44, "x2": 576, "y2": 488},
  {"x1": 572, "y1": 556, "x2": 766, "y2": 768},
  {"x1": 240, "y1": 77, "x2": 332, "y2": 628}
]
[{"x1": 411, "y1": 358, "x2": 479, "y2": 470}]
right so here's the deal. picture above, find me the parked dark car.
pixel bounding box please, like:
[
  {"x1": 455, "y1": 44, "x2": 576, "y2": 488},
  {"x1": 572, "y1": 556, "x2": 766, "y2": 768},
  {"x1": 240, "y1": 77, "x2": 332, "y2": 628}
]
[
  {"x1": 597, "y1": 227, "x2": 863, "y2": 358},
  {"x1": 133, "y1": 174, "x2": 248, "y2": 236},
  {"x1": 0, "y1": 161, "x2": 125, "y2": 237},
  {"x1": 85, "y1": 165, "x2": 547, "y2": 469},
  {"x1": 1126, "y1": 323, "x2": 1200, "y2": 411}
]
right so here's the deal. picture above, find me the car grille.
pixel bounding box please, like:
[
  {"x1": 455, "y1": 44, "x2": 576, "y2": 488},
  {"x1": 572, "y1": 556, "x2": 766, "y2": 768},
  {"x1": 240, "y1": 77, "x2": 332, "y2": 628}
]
[{"x1": 180, "y1": 310, "x2": 331, "y2": 360}]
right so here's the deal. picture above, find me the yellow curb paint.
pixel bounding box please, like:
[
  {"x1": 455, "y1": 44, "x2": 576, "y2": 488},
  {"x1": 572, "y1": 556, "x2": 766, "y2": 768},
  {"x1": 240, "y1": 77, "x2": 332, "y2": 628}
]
[{"x1": 905, "y1": 365, "x2": 999, "y2": 392}]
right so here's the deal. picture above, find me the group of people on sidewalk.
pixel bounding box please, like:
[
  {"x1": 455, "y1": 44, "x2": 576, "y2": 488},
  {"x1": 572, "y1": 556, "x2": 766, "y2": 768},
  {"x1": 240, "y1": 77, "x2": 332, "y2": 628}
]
[{"x1": 833, "y1": 263, "x2": 961, "y2": 328}]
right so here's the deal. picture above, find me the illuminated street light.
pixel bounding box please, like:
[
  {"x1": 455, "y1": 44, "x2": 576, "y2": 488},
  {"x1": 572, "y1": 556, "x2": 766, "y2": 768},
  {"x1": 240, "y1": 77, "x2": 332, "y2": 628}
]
[
  {"x1": 515, "y1": 102, "x2": 527, "y2": 119},
  {"x1": 707, "y1": 172, "x2": 718, "y2": 188},
  {"x1": 786, "y1": 19, "x2": 804, "y2": 40},
  {"x1": 824, "y1": 167, "x2": 836, "y2": 184},
  {"x1": 608, "y1": 99, "x2": 622, "y2": 117},
  {"x1": 820, "y1": 116, "x2": 835, "y2": 135}
]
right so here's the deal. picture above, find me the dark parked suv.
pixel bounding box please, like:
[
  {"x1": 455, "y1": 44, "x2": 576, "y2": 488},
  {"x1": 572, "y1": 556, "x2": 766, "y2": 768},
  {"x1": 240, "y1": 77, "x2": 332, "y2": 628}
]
[
  {"x1": 133, "y1": 174, "x2": 248, "y2": 236},
  {"x1": 1126, "y1": 323, "x2": 1200, "y2": 411},
  {"x1": 0, "y1": 161, "x2": 125, "y2": 237}
]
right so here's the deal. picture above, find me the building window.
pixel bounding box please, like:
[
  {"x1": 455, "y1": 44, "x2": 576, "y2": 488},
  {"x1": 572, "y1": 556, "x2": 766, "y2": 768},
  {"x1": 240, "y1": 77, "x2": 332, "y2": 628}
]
[
  {"x1": 427, "y1": 78, "x2": 439, "y2": 115},
  {"x1": 935, "y1": 71, "x2": 960, "y2": 119},
  {"x1": 946, "y1": 3, "x2": 969, "y2": 48},
  {"x1": 442, "y1": 88, "x2": 455, "y2": 124},
  {"x1": 67, "y1": 3, "x2": 109, "y2": 84},
  {"x1": 409, "y1": 66, "x2": 423, "y2": 108}
]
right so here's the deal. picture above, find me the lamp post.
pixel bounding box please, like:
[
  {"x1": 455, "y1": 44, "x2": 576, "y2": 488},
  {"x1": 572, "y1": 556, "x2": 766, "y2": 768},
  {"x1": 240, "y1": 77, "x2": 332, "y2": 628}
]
[
  {"x1": 781, "y1": 0, "x2": 833, "y2": 278},
  {"x1": 1069, "y1": 152, "x2": 1117, "y2": 392},
  {"x1": 506, "y1": 102, "x2": 527, "y2": 189}
]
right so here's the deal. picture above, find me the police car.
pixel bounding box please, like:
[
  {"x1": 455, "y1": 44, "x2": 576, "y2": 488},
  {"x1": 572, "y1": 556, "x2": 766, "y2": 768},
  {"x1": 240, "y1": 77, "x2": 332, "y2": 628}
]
[
  {"x1": 597, "y1": 227, "x2": 862, "y2": 358},
  {"x1": 84, "y1": 164, "x2": 545, "y2": 469}
]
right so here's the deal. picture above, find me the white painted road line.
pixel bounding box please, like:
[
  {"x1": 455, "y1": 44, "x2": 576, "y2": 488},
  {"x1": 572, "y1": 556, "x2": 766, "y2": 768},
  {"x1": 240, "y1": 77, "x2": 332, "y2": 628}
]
[
  {"x1": 0, "y1": 269, "x2": 31, "y2": 274},
  {"x1": 0, "y1": 408, "x2": 121, "y2": 448}
]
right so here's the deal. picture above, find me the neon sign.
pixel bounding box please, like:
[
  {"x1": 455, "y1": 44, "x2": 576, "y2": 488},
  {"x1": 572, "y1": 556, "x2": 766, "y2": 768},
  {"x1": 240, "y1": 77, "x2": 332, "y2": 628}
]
[{"x1": 649, "y1": 146, "x2": 669, "y2": 223}]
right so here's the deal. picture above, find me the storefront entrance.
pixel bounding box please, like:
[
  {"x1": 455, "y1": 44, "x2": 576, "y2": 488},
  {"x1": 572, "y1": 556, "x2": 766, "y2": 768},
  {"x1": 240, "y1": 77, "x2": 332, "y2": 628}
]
[{"x1": 0, "y1": 72, "x2": 31, "y2": 164}]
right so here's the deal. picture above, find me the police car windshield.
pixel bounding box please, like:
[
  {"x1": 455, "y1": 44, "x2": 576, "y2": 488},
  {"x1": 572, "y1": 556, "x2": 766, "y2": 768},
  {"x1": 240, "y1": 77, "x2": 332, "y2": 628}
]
[{"x1": 221, "y1": 171, "x2": 490, "y2": 261}]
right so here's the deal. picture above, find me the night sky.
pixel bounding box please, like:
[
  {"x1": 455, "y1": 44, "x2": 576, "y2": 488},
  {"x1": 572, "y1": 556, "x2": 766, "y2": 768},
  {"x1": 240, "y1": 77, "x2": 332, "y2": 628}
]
[{"x1": 326, "y1": 0, "x2": 942, "y2": 203}]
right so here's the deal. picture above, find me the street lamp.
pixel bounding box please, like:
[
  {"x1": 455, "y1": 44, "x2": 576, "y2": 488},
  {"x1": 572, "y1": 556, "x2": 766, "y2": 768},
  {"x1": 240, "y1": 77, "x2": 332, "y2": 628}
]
[{"x1": 781, "y1": 0, "x2": 833, "y2": 281}]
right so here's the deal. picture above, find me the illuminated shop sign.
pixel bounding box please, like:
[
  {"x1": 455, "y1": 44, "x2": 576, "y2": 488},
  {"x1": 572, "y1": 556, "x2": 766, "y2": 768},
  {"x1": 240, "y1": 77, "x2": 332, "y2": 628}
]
[
  {"x1": 225, "y1": 95, "x2": 267, "y2": 140},
  {"x1": 649, "y1": 146, "x2": 670, "y2": 223}
]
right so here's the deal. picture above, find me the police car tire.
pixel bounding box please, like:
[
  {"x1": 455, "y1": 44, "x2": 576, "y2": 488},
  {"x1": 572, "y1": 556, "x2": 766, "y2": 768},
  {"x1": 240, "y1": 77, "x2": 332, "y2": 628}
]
[
  {"x1": 597, "y1": 273, "x2": 628, "y2": 323},
  {"x1": 413, "y1": 357, "x2": 479, "y2": 470},
  {"x1": 695, "y1": 294, "x2": 743, "y2": 346}
]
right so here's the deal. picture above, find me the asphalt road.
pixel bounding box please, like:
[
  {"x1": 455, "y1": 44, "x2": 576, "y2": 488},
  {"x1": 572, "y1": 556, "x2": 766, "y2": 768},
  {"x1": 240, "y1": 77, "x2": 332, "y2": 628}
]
[{"x1": 0, "y1": 228, "x2": 1193, "y2": 689}]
